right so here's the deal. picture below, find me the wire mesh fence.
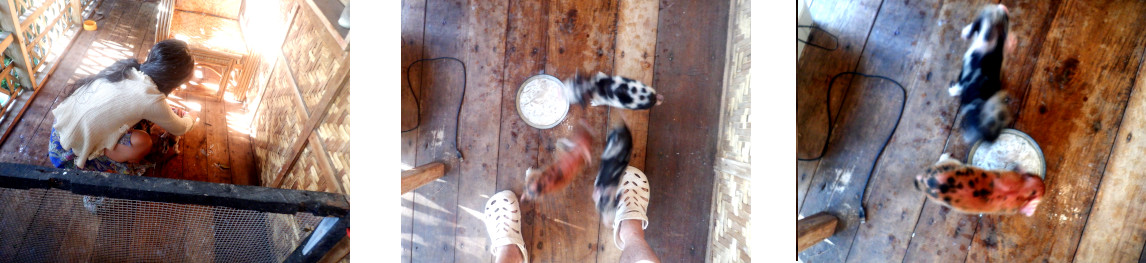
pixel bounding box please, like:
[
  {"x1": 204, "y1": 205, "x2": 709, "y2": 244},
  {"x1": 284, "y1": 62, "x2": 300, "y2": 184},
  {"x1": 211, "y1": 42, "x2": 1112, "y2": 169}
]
[
  {"x1": 0, "y1": 187, "x2": 323, "y2": 262},
  {"x1": 0, "y1": 163, "x2": 349, "y2": 263}
]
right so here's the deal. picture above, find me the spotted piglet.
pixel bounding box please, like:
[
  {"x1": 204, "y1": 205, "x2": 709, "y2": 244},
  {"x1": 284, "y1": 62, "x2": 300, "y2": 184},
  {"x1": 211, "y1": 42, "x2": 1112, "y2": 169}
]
[{"x1": 914, "y1": 153, "x2": 1045, "y2": 216}]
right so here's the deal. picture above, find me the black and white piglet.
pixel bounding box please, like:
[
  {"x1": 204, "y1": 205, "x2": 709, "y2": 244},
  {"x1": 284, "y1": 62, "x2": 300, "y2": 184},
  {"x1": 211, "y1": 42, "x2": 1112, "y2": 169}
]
[
  {"x1": 949, "y1": 4, "x2": 1012, "y2": 143},
  {"x1": 593, "y1": 122, "x2": 632, "y2": 220},
  {"x1": 563, "y1": 72, "x2": 664, "y2": 110}
]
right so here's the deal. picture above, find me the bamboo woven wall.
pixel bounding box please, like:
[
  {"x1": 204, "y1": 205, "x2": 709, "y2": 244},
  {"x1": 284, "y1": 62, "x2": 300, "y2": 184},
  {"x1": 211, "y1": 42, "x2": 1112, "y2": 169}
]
[
  {"x1": 285, "y1": 142, "x2": 318, "y2": 191},
  {"x1": 280, "y1": 3, "x2": 344, "y2": 116},
  {"x1": 314, "y1": 83, "x2": 349, "y2": 195},
  {"x1": 252, "y1": 60, "x2": 306, "y2": 186},
  {"x1": 707, "y1": 0, "x2": 750, "y2": 261},
  {"x1": 239, "y1": 0, "x2": 296, "y2": 113},
  {"x1": 243, "y1": 0, "x2": 349, "y2": 196}
]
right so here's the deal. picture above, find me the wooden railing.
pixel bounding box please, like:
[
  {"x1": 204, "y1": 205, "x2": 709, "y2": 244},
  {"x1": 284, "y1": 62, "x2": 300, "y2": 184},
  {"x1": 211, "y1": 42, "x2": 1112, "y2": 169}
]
[{"x1": 0, "y1": 0, "x2": 99, "y2": 146}]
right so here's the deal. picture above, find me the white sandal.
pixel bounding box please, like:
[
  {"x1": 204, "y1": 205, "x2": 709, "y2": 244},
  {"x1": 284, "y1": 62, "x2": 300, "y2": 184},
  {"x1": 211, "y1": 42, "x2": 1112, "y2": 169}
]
[
  {"x1": 484, "y1": 190, "x2": 528, "y2": 262},
  {"x1": 612, "y1": 166, "x2": 651, "y2": 249}
]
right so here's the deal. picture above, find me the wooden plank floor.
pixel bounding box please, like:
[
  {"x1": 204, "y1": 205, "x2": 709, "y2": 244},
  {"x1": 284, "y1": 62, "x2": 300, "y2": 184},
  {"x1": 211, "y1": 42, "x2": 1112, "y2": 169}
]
[
  {"x1": 400, "y1": 0, "x2": 728, "y2": 262},
  {"x1": 0, "y1": 0, "x2": 258, "y2": 186},
  {"x1": 797, "y1": 0, "x2": 1146, "y2": 261}
]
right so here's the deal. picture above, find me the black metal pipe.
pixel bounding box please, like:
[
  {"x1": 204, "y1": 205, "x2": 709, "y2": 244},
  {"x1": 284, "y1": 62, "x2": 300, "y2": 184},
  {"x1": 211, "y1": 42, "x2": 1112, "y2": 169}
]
[{"x1": 0, "y1": 162, "x2": 350, "y2": 217}]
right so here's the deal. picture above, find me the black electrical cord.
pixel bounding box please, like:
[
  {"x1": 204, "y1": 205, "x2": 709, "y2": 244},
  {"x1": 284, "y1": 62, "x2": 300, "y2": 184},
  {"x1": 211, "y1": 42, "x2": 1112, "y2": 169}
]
[
  {"x1": 798, "y1": 25, "x2": 839, "y2": 51},
  {"x1": 798, "y1": 72, "x2": 906, "y2": 163},
  {"x1": 403, "y1": 57, "x2": 466, "y2": 160},
  {"x1": 798, "y1": 24, "x2": 911, "y2": 222},
  {"x1": 800, "y1": 72, "x2": 907, "y2": 223}
]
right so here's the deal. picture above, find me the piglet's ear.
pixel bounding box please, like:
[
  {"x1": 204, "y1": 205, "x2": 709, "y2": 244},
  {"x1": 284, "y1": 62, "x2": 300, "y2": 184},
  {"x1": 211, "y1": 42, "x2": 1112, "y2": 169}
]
[{"x1": 1021, "y1": 197, "x2": 1041, "y2": 217}]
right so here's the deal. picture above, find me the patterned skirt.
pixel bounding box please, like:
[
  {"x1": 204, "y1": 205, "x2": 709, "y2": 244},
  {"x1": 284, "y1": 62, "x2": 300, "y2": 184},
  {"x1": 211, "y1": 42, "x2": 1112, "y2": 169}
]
[{"x1": 48, "y1": 127, "x2": 140, "y2": 174}]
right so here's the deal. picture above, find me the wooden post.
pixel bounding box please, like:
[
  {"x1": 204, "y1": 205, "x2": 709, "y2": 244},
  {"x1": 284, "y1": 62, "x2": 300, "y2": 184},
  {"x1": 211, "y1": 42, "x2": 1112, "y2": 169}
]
[
  {"x1": 401, "y1": 162, "x2": 445, "y2": 194},
  {"x1": 68, "y1": 0, "x2": 83, "y2": 26},
  {"x1": 797, "y1": 212, "x2": 839, "y2": 253},
  {"x1": 0, "y1": 0, "x2": 39, "y2": 90}
]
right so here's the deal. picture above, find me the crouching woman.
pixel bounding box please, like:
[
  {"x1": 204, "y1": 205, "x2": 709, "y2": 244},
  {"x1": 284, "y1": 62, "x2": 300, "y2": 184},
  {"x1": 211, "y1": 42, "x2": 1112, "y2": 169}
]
[{"x1": 48, "y1": 39, "x2": 197, "y2": 173}]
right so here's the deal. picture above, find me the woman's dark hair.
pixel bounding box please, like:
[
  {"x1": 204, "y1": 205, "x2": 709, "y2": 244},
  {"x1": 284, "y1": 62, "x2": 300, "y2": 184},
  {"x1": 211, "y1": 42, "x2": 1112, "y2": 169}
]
[{"x1": 67, "y1": 39, "x2": 196, "y2": 97}]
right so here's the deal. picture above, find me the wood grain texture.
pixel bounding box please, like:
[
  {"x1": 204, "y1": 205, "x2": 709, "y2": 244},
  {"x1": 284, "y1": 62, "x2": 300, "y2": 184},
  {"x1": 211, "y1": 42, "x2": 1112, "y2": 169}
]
[
  {"x1": 798, "y1": 212, "x2": 839, "y2": 253},
  {"x1": 1073, "y1": 49, "x2": 1146, "y2": 262},
  {"x1": 449, "y1": 0, "x2": 507, "y2": 261},
  {"x1": 400, "y1": 0, "x2": 425, "y2": 261},
  {"x1": 402, "y1": 162, "x2": 444, "y2": 195},
  {"x1": 532, "y1": 0, "x2": 616, "y2": 261},
  {"x1": 999, "y1": 0, "x2": 1064, "y2": 118},
  {"x1": 493, "y1": 0, "x2": 547, "y2": 260},
  {"x1": 905, "y1": 1, "x2": 1064, "y2": 262},
  {"x1": 796, "y1": 76, "x2": 904, "y2": 262},
  {"x1": 202, "y1": 87, "x2": 232, "y2": 184},
  {"x1": 409, "y1": 0, "x2": 467, "y2": 261},
  {"x1": 841, "y1": 0, "x2": 997, "y2": 262},
  {"x1": 599, "y1": 0, "x2": 658, "y2": 260},
  {"x1": 798, "y1": 2, "x2": 946, "y2": 261},
  {"x1": 225, "y1": 95, "x2": 259, "y2": 186},
  {"x1": 966, "y1": 0, "x2": 1146, "y2": 261},
  {"x1": 644, "y1": 0, "x2": 728, "y2": 261},
  {"x1": 398, "y1": 0, "x2": 727, "y2": 260},
  {"x1": 798, "y1": 161, "x2": 817, "y2": 212},
  {"x1": 796, "y1": 0, "x2": 882, "y2": 159},
  {"x1": 606, "y1": 0, "x2": 657, "y2": 171},
  {"x1": 794, "y1": 0, "x2": 881, "y2": 212}
]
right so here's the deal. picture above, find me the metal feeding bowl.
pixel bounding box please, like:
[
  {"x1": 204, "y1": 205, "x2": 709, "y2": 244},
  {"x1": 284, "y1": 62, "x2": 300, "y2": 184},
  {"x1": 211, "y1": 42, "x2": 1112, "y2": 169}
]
[
  {"x1": 516, "y1": 74, "x2": 569, "y2": 129},
  {"x1": 967, "y1": 129, "x2": 1047, "y2": 179}
]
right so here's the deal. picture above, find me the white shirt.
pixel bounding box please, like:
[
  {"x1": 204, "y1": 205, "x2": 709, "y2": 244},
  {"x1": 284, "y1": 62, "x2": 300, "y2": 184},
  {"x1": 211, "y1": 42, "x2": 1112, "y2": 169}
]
[{"x1": 51, "y1": 68, "x2": 195, "y2": 168}]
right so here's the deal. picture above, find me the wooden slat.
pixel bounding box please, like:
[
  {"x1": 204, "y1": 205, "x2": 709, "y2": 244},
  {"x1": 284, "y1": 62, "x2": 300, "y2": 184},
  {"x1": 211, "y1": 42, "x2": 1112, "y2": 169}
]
[
  {"x1": 449, "y1": 0, "x2": 506, "y2": 262},
  {"x1": 155, "y1": 0, "x2": 173, "y2": 41},
  {"x1": 310, "y1": 133, "x2": 343, "y2": 194},
  {"x1": 0, "y1": 0, "x2": 123, "y2": 164},
  {"x1": 401, "y1": 162, "x2": 444, "y2": 194},
  {"x1": 643, "y1": 0, "x2": 728, "y2": 261},
  {"x1": 798, "y1": 212, "x2": 839, "y2": 253},
  {"x1": 203, "y1": 85, "x2": 232, "y2": 184},
  {"x1": 180, "y1": 92, "x2": 209, "y2": 182},
  {"x1": 224, "y1": 96, "x2": 258, "y2": 185},
  {"x1": 794, "y1": 0, "x2": 882, "y2": 211},
  {"x1": 27, "y1": 0, "x2": 71, "y2": 52},
  {"x1": 399, "y1": 0, "x2": 425, "y2": 261},
  {"x1": 0, "y1": 0, "x2": 44, "y2": 149},
  {"x1": 409, "y1": 0, "x2": 466, "y2": 260},
  {"x1": 492, "y1": 0, "x2": 545, "y2": 260},
  {"x1": 834, "y1": 0, "x2": 997, "y2": 262},
  {"x1": 965, "y1": 0, "x2": 1146, "y2": 261},
  {"x1": 0, "y1": 32, "x2": 14, "y2": 53},
  {"x1": 530, "y1": 0, "x2": 616, "y2": 261},
  {"x1": 2, "y1": 0, "x2": 39, "y2": 91},
  {"x1": 1073, "y1": 49, "x2": 1146, "y2": 262},
  {"x1": 904, "y1": 1, "x2": 1064, "y2": 261},
  {"x1": 19, "y1": 0, "x2": 58, "y2": 29},
  {"x1": 271, "y1": 56, "x2": 348, "y2": 188},
  {"x1": 597, "y1": 0, "x2": 658, "y2": 260},
  {"x1": 797, "y1": 161, "x2": 817, "y2": 212}
]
